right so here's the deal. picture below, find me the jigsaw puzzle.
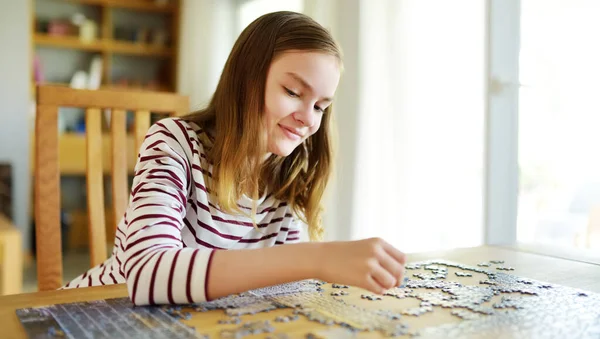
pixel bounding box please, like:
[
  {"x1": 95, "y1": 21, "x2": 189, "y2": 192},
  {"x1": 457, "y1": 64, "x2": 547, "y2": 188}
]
[{"x1": 15, "y1": 259, "x2": 600, "y2": 338}]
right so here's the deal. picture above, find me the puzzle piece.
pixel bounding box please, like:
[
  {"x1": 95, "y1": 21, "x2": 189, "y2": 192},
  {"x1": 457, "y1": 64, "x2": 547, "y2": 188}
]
[
  {"x1": 402, "y1": 306, "x2": 433, "y2": 316},
  {"x1": 220, "y1": 321, "x2": 275, "y2": 338},
  {"x1": 413, "y1": 273, "x2": 446, "y2": 280},
  {"x1": 274, "y1": 315, "x2": 300, "y2": 323},
  {"x1": 384, "y1": 288, "x2": 413, "y2": 299},
  {"x1": 360, "y1": 294, "x2": 382, "y2": 301},
  {"x1": 455, "y1": 271, "x2": 472, "y2": 277},
  {"x1": 375, "y1": 309, "x2": 403, "y2": 320},
  {"x1": 218, "y1": 317, "x2": 242, "y2": 324},
  {"x1": 225, "y1": 301, "x2": 278, "y2": 316},
  {"x1": 451, "y1": 309, "x2": 483, "y2": 320},
  {"x1": 492, "y1": 296, "x2": 526, "y2": 310},
  {"x1": 496, "y1": 266, "x2": 515, "y2": 271},
  {"x1": 479, "y1": 280, "x2": 498, "y2": 286},
  {"x1": 248, "y1": 280, "x2": 324, "y2": 297},
  {"x1": 266, "y1": 334, "x2": 291, "y2": 339},
  {"x1": 405, "y1": 263, "x2": 422, "y2": 270},
  {"x1": 330, "y1": 290, "x2": 349, "y2": 297},
  {"x1": 331, "y1": 284, "x2": 349, "y2": 289}
]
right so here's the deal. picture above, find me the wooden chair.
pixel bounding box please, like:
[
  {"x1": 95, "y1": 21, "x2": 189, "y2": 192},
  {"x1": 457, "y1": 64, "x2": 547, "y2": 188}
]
[
  {"x1": 0, "y1": 214, "x2": 22, "y2": 295},
  {"x1": 34, "y1": 85, "x2": 189, "y2": 291}
]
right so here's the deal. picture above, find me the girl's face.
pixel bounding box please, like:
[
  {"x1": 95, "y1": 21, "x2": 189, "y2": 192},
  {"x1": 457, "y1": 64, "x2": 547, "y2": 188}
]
[{"x1": 263, "y1": 50, "x2": 340, "y2": 157}]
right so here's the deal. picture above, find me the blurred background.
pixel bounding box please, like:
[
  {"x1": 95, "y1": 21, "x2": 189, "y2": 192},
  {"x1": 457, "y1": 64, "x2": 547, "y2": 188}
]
[{"x1": 0, "y1": 0, "x2": 599, "y2": 293}]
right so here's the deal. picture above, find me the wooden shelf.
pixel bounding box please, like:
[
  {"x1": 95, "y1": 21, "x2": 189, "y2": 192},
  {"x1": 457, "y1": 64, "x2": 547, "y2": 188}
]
[
  {"x1": 60, "y1": 0, "x2": 176, "y2": 13},
  {"x1": 30, "y1": 132, "x2": 137, "y2": 175},
  {"x1": 34, "y1": 34, "x2": 104, "y2": 52},
  {"x1": 34, "y1": 33, "x2": 173, "y2": 57},
  {"x1": 108, "y1": 39, "x2": 172, "y2": 57}
]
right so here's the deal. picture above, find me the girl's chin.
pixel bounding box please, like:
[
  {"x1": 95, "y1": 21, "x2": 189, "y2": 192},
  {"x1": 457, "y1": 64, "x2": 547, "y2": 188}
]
[{"x1": 267, "y1": 141, "x2": 297, "y2": 157}]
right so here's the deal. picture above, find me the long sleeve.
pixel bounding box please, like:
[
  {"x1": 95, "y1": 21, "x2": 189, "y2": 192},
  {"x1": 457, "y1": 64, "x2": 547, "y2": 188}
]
[
  {"x1": 121, "y1": 121, "x2": 214, "y2": 306},
  {"x1": 282, "y1": 216, "x2": 307, "y2": 244},
  {"x1": 62, "y1": 118, "x2": 305, "y2": 300}
]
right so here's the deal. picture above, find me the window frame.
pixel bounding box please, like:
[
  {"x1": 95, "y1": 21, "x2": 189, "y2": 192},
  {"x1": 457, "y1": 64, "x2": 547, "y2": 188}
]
[
  {"x1": 485, "y1": 0, "x2": 520, "y2": 246},
  {"x1": 487, "y1": 0, "x2": 600, "y2": 264}
]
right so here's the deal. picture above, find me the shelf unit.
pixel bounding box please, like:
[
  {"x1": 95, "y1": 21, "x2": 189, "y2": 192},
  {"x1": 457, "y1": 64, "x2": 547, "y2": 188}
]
[
  {"x1": 31, "y1": 0, "x2": 180, "y2": 95},
  {"x1": 29, "y1": 0, "x2": 182, "y2": 251}
]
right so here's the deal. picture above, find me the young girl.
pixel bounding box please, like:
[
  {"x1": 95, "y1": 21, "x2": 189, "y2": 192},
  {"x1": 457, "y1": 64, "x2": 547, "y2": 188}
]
[{"x1": 64, "y1": 11, "x2": 407, "y2": 306}]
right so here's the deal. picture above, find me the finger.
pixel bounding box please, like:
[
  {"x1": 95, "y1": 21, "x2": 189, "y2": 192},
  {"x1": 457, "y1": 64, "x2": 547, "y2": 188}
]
[
  {"x1": 370, "y1": 264, "x2": 397, "y2": 291},
  {"x1": 381, "y1": 241, "x2": 407, "y2": 265},
  {"x1": 365, "y1": 274, "x2": 385, "y2": 295},
  {"x1": 377, "y1": 252, "x2": 405, "y2": 285}
]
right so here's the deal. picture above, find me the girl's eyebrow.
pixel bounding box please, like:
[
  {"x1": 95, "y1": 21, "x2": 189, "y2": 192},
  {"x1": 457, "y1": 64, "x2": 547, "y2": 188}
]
[{"x1": 286, "y1": 72, "x2": 333, "y2": 102}]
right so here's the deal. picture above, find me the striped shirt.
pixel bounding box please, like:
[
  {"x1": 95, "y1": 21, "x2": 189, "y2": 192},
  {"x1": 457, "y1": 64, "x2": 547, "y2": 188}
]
[{"x1": 62, "y1": 117, "x2": 306, "y2": 305}]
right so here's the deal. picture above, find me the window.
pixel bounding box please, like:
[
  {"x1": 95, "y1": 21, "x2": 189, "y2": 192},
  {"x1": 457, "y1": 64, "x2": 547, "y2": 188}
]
[{"x1": 517, "y1": 0, "x2": 600, "y2": 251}]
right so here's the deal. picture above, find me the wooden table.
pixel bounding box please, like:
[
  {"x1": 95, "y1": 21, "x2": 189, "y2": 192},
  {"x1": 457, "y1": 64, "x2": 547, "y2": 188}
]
[{"x1": 2, "y1": 245, "x2": 599, "y2": 338}]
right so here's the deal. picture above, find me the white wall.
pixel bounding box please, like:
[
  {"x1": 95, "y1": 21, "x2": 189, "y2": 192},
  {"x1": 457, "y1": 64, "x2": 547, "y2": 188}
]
[{"x1": 0, "y1": 1, "x2": 31, "y2": 248}]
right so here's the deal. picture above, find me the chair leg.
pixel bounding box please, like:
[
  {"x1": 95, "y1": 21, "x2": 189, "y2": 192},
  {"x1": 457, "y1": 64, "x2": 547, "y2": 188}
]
[{"x1": 1, "y1": 228, "x2": 22, "y2": 295}]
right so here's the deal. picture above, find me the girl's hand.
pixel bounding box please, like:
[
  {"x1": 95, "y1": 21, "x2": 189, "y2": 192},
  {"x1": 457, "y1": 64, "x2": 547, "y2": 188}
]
[{"x1": 317, "y1": 237, "x2": 407, "y2": 294}]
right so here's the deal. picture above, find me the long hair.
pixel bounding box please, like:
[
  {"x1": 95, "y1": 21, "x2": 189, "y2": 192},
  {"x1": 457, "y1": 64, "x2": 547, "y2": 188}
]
[{"x1": 185, "y1": 11, "x2": 342, "y2": 241}]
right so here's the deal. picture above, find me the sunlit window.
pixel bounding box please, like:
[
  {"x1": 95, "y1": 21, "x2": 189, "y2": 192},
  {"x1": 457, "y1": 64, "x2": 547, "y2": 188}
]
[{"x1": 517, "y1": 0, "x2": 600, "y2": 251}]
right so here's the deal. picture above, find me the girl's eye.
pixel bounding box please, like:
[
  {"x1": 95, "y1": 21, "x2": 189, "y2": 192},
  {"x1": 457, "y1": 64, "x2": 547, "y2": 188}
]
[
  {"x1": 284, "y1": 87, "x2": 299, "y2": 97},
  {"x1": 314, "y1": 105, "x2": 324, "y2": 113}
]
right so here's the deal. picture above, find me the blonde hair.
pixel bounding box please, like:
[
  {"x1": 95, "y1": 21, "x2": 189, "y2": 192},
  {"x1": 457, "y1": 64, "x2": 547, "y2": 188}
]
[{"x1": 185, "y1": 11, "x2": 342, "y2": 241}]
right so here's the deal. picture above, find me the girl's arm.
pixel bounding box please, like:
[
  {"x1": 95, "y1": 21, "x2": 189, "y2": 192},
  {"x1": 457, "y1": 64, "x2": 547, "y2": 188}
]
[{"x1": 207, "y1": 237, "x2": 406, "y2": 300}]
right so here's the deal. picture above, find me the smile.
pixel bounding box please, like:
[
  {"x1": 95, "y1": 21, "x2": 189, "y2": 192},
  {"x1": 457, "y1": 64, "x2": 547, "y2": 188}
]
[{"x1": 279, "y1": 124, "x2": 302, "y2": 140}]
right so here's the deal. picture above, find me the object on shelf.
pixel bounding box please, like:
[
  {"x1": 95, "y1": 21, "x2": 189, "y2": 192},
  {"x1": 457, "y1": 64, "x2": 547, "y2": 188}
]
[
  {"x1": 35, "y1": 19, "x2": 49, "y2": 33},
  {"x1": 145, "y1": 80, "x2": 160, "y2": 90},
  {"x1": 33, "y1": 54, "x2": 44, "y2": 84},
  {"x1": 135, "y1": 27, "x2": 150, "y2": 44},
  {"x1": 71, "y1": 13, "x2": 98, "y2": 42},
  {"x1": 70, "y1": 71, "x2": 88, "y2": 89},
  {"x1": 150, "y1": 28, "x2": 168, "y2": 46},
  {"x1": 67, "y1": 56, "x2": 103, "y2": 91},
  {"x1": 88, "y1": 56, "x2": 103, "y2": 90},
  {"x1": 79, "y1": 20, "x2": 98, "y2": 42},
  {"x1": 47, "y1": 19, "x2": 75, "y2": 36},
  {"x1": 70, "y1": 13, "x2": 86, "y2": 27},
  {"x1": 114, "y1": 26, "x2": 170, "y2": 46}
]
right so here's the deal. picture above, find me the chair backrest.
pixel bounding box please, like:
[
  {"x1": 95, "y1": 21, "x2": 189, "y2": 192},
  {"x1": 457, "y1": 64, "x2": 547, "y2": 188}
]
[{"x1": 34, "y1": 85, "x2": 189, "y2": 291}]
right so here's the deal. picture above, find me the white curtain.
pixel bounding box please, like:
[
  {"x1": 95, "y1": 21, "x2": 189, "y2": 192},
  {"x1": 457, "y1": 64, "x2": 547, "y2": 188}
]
[
  {"x1": 177, "y1": 0, "x2": 488, "y2": 252},
  {"x1": 178, "y1": 0, "x2": 236, "y2": 110},
  {"x1": 349, "y1": 0, "x2": 487, "y2": 252}
]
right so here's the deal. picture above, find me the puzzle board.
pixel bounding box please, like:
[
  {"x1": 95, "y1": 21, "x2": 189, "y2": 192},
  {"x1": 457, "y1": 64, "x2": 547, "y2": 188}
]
[{"x1": 16, "y1": 259, "x2": 600, "y2": 338}]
